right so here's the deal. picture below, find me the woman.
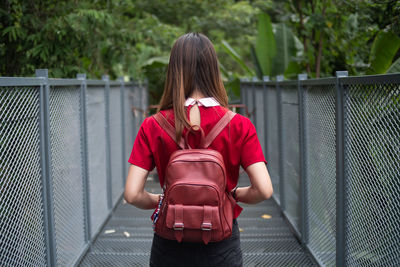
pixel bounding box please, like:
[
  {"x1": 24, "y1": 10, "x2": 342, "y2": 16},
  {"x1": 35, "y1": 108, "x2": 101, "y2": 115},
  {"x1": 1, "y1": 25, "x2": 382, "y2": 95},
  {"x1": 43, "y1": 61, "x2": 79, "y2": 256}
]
[{"x1": 124, "y1": 32, "x2": 273, "y2": 266}]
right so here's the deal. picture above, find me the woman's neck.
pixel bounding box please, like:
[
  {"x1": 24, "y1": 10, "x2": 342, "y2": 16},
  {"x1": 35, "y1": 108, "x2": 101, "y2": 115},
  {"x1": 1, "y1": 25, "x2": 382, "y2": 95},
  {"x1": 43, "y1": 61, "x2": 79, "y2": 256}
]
[{"x1": 189, "y1": 90, "x2": 206, "y2": 99}]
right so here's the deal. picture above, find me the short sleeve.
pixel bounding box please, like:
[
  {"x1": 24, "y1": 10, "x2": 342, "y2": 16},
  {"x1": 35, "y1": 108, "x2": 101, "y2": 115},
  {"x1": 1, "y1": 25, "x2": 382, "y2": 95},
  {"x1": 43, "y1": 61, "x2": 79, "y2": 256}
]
[
  {"x1": 128, "y1": 120, "x2": 155, "y2": 171},
  {"x1": 240, "y1": 119, "x2": 267, "y2": 170}
]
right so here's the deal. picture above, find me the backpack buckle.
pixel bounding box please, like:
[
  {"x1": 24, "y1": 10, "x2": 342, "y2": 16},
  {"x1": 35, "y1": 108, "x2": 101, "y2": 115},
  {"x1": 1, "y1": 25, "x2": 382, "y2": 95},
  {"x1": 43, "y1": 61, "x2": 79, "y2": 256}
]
[
  {"x1": 173, "y1": 222, "x2": 184, "y2": 230},
  {"x1": 201, "y1": 222, "x2": 212, "y2": 231}
]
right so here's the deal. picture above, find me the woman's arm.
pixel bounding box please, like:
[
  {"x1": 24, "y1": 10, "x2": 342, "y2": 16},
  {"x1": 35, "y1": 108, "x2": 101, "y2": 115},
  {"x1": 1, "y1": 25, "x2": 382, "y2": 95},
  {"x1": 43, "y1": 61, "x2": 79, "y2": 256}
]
[
  {"x1": 124, "y1": 164, "x2": 159, "y2": 209},
  {"x1": 233, "y1": 162, "x2": 273, "y2": 204}
]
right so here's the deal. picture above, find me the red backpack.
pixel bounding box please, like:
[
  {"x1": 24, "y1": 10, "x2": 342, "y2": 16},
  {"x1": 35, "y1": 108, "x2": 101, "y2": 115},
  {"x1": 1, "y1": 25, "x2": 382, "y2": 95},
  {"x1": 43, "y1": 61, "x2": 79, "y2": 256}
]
[{"x1": 151, "y1": 110, "x2": 237, "y2": 244}]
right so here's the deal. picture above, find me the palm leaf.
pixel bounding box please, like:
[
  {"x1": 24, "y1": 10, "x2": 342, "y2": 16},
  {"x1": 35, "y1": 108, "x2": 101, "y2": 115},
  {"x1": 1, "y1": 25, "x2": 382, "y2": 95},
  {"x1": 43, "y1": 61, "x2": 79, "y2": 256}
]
[
  {"x1": 255, "y1": 13, "x2": 276, "y2": 76},
  {"x1": 221, "y1": 40, "x2": 254, "y2": 76},
  {"x1": 272, "y1": 23, "x2": 297, "y2": 76},
  {"x1": 367, "y1": 31, "x2": 400, "y2": 74},
  {"x1": 387, "y1": 57, "x2": 400, "y2": 73},
  {"x1": 250, "y1": 44, "x2": 263, "y2": 80}
]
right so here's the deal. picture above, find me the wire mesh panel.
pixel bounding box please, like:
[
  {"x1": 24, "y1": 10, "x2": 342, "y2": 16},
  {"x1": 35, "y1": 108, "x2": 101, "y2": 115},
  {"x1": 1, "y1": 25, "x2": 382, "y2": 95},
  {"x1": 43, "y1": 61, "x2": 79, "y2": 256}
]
[
  {"x1": 131, "y1": 83, "x2": 142, "y2": 135},
  {"x1": 49, "y1": 85, "x2": 85, "y2": 266},
  {"x1": 280, "y1": 82, "x2": 301, "y2": 230},
  {"x1": 109, "y1": 86, "x2": 124, "y2": 205},
  {"x1": 86, "y1": 85, "x2": 108, "y2": 238},
  {"x1": 265, "y1": 84, "x2": 280, "y2": 201},
  {"x1": 0, "y1": 76, "x2": 150, "y2": 267},
  {"x1": 240, "y1": 82, "x2": 248, "y2": 115},
  {"x1": 0, "y1": 85, "x2": 47, "y2": 267},
  {"x1": 343, "y1": 77, "x2": 400, "y2": 266},
  {"x1": 254, "y1": 85, "x2": 265, "y2": 152},
  {"x1": 142, "y1": 81, "x2": 149, "y2": 117},
  {"x1": 303, "y1": 80, "x2": 337, "y2": 266},
  {"x1": 245, "y1": 83, "x2": 255, "y2": 123},
  {"x1": 125, "y1": 84, "x2": 136, "y2": 160},
  {"x1": 136, "y1": 82, "x2": 147, "y2": 127}
]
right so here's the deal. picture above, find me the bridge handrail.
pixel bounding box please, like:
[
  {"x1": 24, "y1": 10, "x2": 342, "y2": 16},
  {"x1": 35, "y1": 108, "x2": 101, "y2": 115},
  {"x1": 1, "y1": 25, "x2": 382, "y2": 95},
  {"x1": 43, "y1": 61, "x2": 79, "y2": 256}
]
[
  {"x1": 240, "y1": 72, "x2": 400, "y2": 267},
  {"x1": 0, "y1": 70, "x2": 148, "y2": 266}
]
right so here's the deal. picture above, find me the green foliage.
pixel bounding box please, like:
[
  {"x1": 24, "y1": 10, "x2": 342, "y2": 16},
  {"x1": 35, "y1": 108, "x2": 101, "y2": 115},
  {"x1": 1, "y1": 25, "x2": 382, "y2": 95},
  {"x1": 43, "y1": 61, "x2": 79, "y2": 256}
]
[
  {"x1": 224, "y1": 13, "x2": 299, "y2": 80},
  {"x1": 255, "y1": 13, "x2": 276, "y2": 77},
  {"x1": 284, "y1": 61, "x2": 302, "y2": 80},
  {"x1": 221, "y1": 40, "x2": 254, "y2": 77},
  {"x1": 219, "y1": 61, "x2": 241, "y2": 101},
  {"x1": 272, "y1": 23, "x2": 297, "y2": 77},
  {"x1": 285, "y1": 0, "x2": 400, "y2": 77},
  {"x1": 1, "y1": 0, "x2": 400, "y2": 106},
  {"x1": 367, "y1": 30, "x2": 400, "y2": 74},
  {"x1": 250, "y1": 44, "x2": 263, "y2": 79},
  {"x1": 387, "y1": 57, "x2": 400, "y2": 73},
  {"x1": 0, "y1": 0, "x2": 263, "y2": 104}
]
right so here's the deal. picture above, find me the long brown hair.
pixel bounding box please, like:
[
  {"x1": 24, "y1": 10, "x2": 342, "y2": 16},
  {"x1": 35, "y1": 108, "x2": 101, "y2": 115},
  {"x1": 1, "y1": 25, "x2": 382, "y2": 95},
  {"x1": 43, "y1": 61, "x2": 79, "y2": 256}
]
[{"x1": 158, "y1": 32, "x2": 228, "y2": 143}]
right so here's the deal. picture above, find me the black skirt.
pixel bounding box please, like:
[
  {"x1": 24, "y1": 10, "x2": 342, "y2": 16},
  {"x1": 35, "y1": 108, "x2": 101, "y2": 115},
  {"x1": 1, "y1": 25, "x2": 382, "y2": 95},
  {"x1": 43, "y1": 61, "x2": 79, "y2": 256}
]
[{"x1": 150, "y1": 219, "x2": 243, "y2": 267}]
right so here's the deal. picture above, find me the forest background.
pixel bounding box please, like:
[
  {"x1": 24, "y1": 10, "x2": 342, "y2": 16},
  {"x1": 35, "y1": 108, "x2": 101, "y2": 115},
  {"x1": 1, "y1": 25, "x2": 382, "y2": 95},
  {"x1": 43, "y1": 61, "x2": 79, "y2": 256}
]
[{"x1": 1, "y1": 0, "x2": 400, "y2": 104}]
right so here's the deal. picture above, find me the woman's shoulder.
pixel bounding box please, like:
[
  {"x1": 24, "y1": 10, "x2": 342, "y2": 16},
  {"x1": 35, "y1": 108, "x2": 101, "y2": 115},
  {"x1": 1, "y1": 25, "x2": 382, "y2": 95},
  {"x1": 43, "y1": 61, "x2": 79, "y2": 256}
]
[
  {"x1": 231, "y1": 111, "x2": 254, "y2": 129},
  {"x1": 140, "y1": 113, "x2": 161, "y2": 131},
  {"x1": 228, "y1": 112, "x2": 258, "y2": 143},
  {"x1": 140, "y1": 108, "x2": 175, "y2": 131},
  {"x1": 231, "y1": 112, "x2": 251, "y2": 123},
  {"x1": 211, "y1": 107, "x2": 255, "y2": 137}
]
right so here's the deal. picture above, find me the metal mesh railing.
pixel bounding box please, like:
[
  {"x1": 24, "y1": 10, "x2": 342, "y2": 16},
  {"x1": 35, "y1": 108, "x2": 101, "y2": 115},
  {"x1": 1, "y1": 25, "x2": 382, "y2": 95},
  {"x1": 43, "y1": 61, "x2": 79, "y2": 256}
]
[
  {"x1": 241, "y1": 73, "x2": 400, "y2": 267},
  {"x1": 0, "y1": 84, "x2": 47, "y2": 267},
  {"x1": 0, "y1": 71, "x2": 147, "y2": 266},
  {"x1": 254, "y1": 86, "x2": 265, "y2": 151},
  {"x1": 303, "y1": 79, "x2": 337, "y2": 266},
  {"x1": 279, "y1": 81, "x2": 302, "y2": 232},
  {"x1": 2, "y1": 70, "x2": 398, "y2": 266},
  {"x1": 242, "y1": 82, "x2": 254, "y2": 123},
  {"x1": 343, "y1": 77, "x2": 400, "y2": 266},
  {"x1": 109, "y1": 85, "x2": 124, "y2": 206},
  {"x1": 124, "y1": 84, "x2": 137, "y2": 170},
  {"x1": 86, "y1": 83, "x2": 108, "y2": 239},
  {"x1": 265, "y1": 83, "x2": 281, "y2": 202},
  {"x1": 48, "y1": 85, "x2": 85, "y2": 266}
]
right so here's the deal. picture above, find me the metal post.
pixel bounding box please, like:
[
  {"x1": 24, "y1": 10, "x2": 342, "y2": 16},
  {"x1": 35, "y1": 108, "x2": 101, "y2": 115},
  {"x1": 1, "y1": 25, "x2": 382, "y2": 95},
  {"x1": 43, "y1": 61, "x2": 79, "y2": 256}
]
[
  {"x1": 297, "y1": 73, "x2": 308, "y2": 245},
  {"x1": 240, "y1": 78, "x2": 249, "y2": 117},
  {"x1": 119, "y1": 77, "x2": 127, "y2": 184},
  {"x1": 77, "y1": 73, "x2": 91, "y2": 243},
  {"x1": 336, "y1": 71, "x2": 348, "y2": 267},
  {"x1": 103, "y1": 74, "x2": 112, "y2": 210},
  {"x1": 144, "y1": 78, "x2": 149, "y2": 116},
  {"x1": 276, "y1": 75, "x2": 285, "y2": 210},
  {"x1": 129, "y1": 78, "x2": 137, "y2": 136},
  {"x1": 36, "y1": 69, "x2": 57, "y2": 266},
  {"x1": 133, "y1": 79, "x2": 138, "y2": 136},
  {"x1": 138, "y1": 79, "x2": 143, "y2": 124},
  {"x1": 263, "y1": 76, "x2": 269, "y2": 156},
  {"x1": 252, "y1": 76, "x2": 257, "y2": 128}
]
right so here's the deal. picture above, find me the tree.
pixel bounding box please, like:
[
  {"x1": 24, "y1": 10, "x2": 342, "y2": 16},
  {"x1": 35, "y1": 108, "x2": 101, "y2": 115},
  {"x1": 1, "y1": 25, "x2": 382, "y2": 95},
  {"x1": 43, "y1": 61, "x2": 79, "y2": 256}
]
[{"x1": 285, "y1": 0, "x2": 400, "y2": 78}]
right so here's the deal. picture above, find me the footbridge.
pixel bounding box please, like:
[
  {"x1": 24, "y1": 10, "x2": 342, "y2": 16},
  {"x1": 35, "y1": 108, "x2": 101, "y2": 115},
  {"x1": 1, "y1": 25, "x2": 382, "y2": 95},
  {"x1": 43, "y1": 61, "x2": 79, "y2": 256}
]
[{"x1": 0, "y1": 70, "x2": 398, "y2": 266}]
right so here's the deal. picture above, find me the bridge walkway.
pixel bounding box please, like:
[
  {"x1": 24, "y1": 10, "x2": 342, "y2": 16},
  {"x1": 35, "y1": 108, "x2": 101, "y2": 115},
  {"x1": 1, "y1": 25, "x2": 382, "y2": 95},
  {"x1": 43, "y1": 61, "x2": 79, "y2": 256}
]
[{"x1": 80, "y1": 175, "x2": 317, "y2": 266}]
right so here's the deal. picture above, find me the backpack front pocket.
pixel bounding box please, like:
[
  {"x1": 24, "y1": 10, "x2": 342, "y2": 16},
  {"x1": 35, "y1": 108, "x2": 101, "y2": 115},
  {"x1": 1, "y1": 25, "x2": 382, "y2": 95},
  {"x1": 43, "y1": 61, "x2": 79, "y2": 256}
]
[
  {"x1": 165, "y1": 204, "x2": 222, "y2": 244},
  {"x1": 166, "y1": 204, "x2": 220, "y2": 230}
]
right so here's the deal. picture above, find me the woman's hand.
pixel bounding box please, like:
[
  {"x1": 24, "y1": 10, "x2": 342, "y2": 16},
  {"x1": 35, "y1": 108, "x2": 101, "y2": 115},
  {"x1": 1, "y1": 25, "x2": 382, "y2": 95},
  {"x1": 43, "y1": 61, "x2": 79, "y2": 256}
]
[
  {"x1": 234, "y1": 162, "x2": 273, "y2": 204},
  {"x1": 124, "y1": 164, "x2": 159, "y2": 209}
]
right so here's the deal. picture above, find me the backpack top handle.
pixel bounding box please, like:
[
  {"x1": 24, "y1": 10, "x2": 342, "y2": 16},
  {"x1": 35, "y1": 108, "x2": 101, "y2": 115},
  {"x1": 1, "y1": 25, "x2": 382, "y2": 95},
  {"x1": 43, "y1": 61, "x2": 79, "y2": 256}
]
[{"x1": 184, "y1": 125, "x2": 206, "y2": 149}]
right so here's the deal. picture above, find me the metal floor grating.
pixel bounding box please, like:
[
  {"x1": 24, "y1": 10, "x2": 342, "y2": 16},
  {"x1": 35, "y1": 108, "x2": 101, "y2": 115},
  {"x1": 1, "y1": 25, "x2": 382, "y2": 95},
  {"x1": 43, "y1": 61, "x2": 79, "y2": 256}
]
[{"x1": 80, "y1": 177, "x2": 318, "y2": 266}]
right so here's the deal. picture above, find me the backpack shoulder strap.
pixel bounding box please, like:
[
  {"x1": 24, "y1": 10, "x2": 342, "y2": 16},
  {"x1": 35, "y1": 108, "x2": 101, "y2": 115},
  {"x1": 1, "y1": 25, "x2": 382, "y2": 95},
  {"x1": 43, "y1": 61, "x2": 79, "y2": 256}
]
[
  {"x1": 203, "y1": 110, "x2": 236, "y2": 148},
  {"x1": 153, "y1": 113, "x2": 185, "y2": 149}
]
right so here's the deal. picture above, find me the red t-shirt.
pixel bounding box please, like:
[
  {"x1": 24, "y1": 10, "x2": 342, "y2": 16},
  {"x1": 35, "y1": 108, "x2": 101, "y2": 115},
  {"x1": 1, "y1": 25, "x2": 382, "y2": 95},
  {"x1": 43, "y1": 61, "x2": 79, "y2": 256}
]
[{"x1": 128, "y1": 105, "x2": 267, "y2": 218}]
